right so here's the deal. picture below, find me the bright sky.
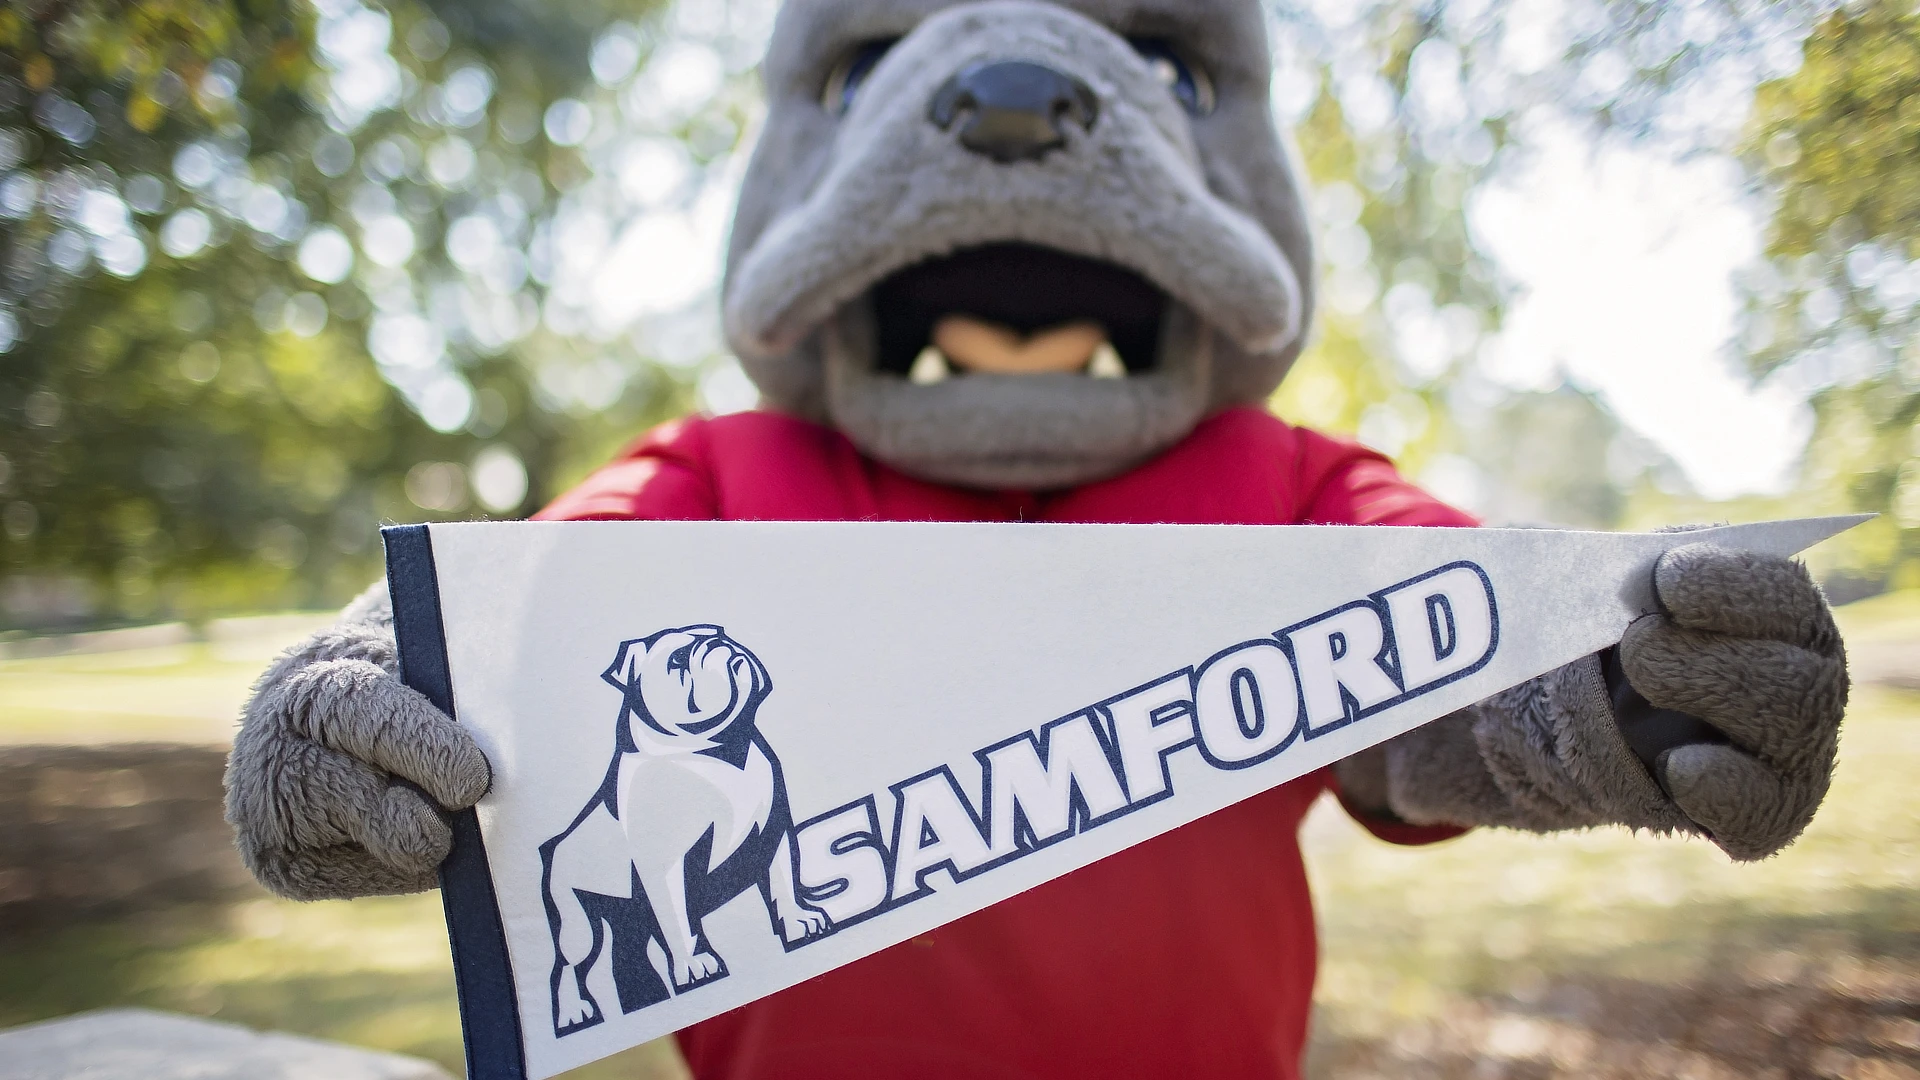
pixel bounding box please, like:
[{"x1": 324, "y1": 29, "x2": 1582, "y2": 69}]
[{"x1": 1469, "y1": 124, "x2": 1811, "y2": 499}]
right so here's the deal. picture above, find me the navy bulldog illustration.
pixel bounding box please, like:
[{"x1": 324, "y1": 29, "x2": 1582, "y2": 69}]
[{"x1": 539, "y1": 625, "x2": 829, "y2": 1035}]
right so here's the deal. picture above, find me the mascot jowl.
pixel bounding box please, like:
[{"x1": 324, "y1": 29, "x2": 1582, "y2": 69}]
[{"x1": 225, "y1": 1, "x2": 1850, "y2": 1077}]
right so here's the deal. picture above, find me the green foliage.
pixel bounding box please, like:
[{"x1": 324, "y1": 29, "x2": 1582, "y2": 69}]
[
  {"x1": 0, "y1": 0, "x2": 312, "y2": 134},
  {"x1": 3, "y1": 261, "x2": 558, "y2": 621},
  {"x1": 1742, "y1": 0, "x2": 1920, "y2": 376},
  {"x1": 1740, "y1": 1, "x2": 1920, "y2": 588},
  {"x1": 1266, "y1": 0, "x2": 1757, "y2": 519},
  {"x1": 0, "y1": 0, "x2": 711, "y2": 629}
]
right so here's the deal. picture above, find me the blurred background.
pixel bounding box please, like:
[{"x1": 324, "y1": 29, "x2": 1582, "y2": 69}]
[{"x1": 0, "y1": 0, "x2": 1915, "y2": 1077}]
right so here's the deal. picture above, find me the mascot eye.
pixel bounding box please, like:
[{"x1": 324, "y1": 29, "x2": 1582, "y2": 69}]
[
  {"x1": 668, "y1": 642, "x2": 696, "y2": 674},
  {"x1": 823, "y1": 38, "x2": 899, "y2": 115},
  {"x1": 1128, "y1": 38, "x2": 1214, "y2": 116}
]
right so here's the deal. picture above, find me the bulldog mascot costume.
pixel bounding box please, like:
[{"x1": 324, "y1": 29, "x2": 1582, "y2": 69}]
[{"x1": 226, "y1": 1, "x2": 1850, "y2": 1076}]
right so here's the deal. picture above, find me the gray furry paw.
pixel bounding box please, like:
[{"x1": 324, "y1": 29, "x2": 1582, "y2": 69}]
[
  {"x1": 1340, "y1": 542, "x2": 1846, "y2": 862},
  {"x1": 1335, "y1": 656, "x2": 1690, "y2": 838},
  {"x1": 1617, "y1": 543, "x2": 1848, "y2": 861},
  {"x1": 224, "y1": 582, "x2": 492, "y2": 900}
]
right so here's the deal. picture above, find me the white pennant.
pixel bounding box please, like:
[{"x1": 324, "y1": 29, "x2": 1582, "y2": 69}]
[{"x1": 398, "y1": 515, "x2": 1865, "y2": 1078}]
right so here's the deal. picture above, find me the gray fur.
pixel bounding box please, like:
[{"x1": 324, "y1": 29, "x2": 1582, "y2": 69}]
[
  {"x1": 726, "y1": 0, "x2": 1314, "y2": 489},
  {"x1": 224, "y1": 581, "x2": 490, "y2": 900},
  {"x1": 820, "y1": 300, "x2": 1213, "y2": 487},
  {"x1": 1338, "y1": 656, "x2": 1692, "y2": 836},
  {"x1": 1337, "y1": 544, "x2": 1846, "y2": 861},
  {"x1": 1628, "y1": 543, "x2": 1846, "y2": 859}
]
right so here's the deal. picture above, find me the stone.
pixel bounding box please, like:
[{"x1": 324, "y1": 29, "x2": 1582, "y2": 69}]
[{"x1": 0, "y1": 1008, "x2": 454, "y2": 1080}]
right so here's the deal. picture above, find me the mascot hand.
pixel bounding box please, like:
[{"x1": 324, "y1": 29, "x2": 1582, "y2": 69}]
[
  {"x1": 1338, "y1": 543, "x2": 1845, "y2": 862},
  {"x1": 1612, "y1": 542, "x2": 1847, "y2": 860},
  {"x1": 224, "y1": 582, "x2": 491, "y2": 900}
]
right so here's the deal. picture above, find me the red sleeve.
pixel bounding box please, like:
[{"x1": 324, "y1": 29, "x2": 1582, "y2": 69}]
[
  {"x1": 1290, "y1": 429, "x2": 1478, "y2": 528},
  {"x1": 1291, "y1": 428, "x2": 1475, "y2": 844},
  {"x1": 1323, "y1": 769, "x2": 1470, "y2": 847},
  {"x1": 532, "y1": 417, "x2": 720, "y2": 522}
]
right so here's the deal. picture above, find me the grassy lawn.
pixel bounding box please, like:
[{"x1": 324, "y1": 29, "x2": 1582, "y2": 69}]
[
  {"x1": 1302, "y1": 680, "x2": 1920, "y2": 1078},
  {"x1": 1, "y1": 593, "x2": 1915, "y2": 1077},
  {"x1": 1298, "y1": 589, "x2": 1920, "y2": 1077},
  {"x1": 0, "y1": 615, "x2": 330, "y2": 745},
  {"x1": 0, "y1": 894, "x2": 687, "y2": 1078}
]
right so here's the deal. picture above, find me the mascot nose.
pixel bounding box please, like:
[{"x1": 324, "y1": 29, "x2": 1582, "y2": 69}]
[{"x1": 929, "y1": 61, "x2": 1098, "y2": 163}]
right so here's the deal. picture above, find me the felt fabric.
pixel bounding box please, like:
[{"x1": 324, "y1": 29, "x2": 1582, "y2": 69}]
[
  {"x1": 224, "y1": 580, "x2": 491, "y2": 901},
  {"x1": 725, "y1": 0, "x2": 1317, "y2": 489},
  {"x1": 533, "y1": 407, "x2": 1467, "y2": 1080}
]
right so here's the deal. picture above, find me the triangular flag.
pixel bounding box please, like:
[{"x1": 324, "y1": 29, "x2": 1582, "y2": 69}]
[{"x1": 383, "y1": 515, "x2": 1865, "y2": 1079}]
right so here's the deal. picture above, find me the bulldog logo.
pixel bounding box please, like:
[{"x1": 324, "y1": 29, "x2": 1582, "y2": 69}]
[{"x1": 539, "y1": 626, "x2": 829, "y2": 1035}]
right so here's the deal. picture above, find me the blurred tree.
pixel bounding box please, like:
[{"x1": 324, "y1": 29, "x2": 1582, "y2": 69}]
[
  {"x1": 1737, "y1": 0, "x2": 1920, "y2": 589},
  {"x1": 0, "y1": 0, "x2": 735, "y2": 629},
  {"x1": 1269, "y1": 2, "x2": 1512, "y2": 494},
  {"x1": 1462, "y1": 384, "x2": 1692, "y2": 528},
  {"x1": 1264, "y1": 0, "x2": 1800, "y2": 521}
]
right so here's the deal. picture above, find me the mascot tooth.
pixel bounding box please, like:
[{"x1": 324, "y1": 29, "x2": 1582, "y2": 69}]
[
  {"x1": 1087, "y1": 341, "x2": 1128, "y2": 378},
  {"x1": 908, "y1": 345, "x2": 951, "y2": 384},
  {"x1": 226, "y1": 1, "x2": 1850, "y2": 1076}
]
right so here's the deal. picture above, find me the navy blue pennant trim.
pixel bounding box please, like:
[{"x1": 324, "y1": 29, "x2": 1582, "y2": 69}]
[{"x1": 383, "y1": 524, "x2": 528, "y2": 1080}]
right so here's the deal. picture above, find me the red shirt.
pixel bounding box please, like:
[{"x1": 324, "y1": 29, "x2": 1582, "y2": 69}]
[{"x1": 537, "y1": 406, "x2": 1470, "y2": 1080}]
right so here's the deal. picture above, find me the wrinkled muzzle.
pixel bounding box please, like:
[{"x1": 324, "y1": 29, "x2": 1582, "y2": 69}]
[
  {"x1": 605, "y1": 626, "x2": 770, "y2": 742},
  {"x1": 723, "y1": 0, "x2": 1306, "y2": 490}
]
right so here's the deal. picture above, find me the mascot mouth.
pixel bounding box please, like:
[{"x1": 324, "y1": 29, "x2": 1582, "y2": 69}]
[{"x1": 870, "y1": 244, "x2": 1167, "y2": 382}]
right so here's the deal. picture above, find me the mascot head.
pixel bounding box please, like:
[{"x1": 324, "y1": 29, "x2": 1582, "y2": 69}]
[
  {"x1": 603, "y1": 626, "x2": 773, "y2": 746},
  {"x1": 724, "y1": 0, "x2": 1313, "y2": 490}
]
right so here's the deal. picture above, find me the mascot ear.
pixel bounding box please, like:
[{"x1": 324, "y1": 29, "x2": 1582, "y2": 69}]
[{"x1": 602, "y1": 639, "x2": 645, "y2": 692}]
